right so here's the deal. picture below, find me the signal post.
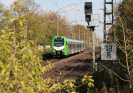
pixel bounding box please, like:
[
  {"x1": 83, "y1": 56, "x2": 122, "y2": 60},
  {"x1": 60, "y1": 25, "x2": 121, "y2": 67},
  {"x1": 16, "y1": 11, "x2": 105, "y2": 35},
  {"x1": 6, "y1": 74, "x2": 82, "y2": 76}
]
[
  {"x1": 84, "y1": 2, "x2": 96, "y2": 71},
  {"x1": 87, "y1": 26, "x2": 95, "y2": 70}
]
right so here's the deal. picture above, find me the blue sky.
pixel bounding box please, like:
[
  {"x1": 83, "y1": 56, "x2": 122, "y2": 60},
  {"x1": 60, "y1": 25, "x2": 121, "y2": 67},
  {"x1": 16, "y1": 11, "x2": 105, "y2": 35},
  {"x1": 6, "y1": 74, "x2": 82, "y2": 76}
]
[
  {"x1": 34, "y1": 0, "x2": 104, "y2": 40},
  {"x1": 1, "y1": 0, "x2": 122, "y2": 40}
]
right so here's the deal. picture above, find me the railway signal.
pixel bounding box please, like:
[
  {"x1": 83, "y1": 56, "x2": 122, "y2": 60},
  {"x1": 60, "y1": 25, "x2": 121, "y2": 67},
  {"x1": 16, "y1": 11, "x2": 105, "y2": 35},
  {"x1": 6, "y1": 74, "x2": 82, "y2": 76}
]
[
  {"x1": 84, "y1": 2, "x2": 92, "y2": 14},
  {"x1": 84, "y1": 2, "x2": 95, "y2": 71},
  {"x1": 85, "y1": 2, "x2": 92, "y2": 22}
]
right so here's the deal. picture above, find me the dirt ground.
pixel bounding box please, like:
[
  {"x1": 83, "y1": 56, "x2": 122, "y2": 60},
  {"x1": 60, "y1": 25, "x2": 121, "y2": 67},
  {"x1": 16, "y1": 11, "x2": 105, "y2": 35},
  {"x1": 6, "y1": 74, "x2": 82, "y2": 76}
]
[{"x1": 42, "y1": 47, "x2": 101, "y2": 83}]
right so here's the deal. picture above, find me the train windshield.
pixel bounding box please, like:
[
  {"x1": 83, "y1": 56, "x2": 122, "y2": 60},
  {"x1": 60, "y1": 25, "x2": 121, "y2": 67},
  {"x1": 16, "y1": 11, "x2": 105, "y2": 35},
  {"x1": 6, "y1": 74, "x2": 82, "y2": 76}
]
[{"x1": 54, "y1": 39, "x2": 64, "y2": 47}]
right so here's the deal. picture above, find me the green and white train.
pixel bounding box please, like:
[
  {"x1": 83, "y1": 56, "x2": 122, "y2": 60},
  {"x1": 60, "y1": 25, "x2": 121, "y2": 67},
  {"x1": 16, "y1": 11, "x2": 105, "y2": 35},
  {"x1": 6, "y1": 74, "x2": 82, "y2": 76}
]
[{"x1": 52, "y1": 36, "x2": 84, "y2": 57}]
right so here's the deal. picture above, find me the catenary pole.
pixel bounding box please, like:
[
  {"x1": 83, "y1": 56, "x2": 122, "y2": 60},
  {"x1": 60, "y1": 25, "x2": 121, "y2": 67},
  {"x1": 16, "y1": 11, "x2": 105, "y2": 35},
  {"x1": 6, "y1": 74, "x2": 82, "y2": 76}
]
[
  {"x1": 92, "y1": 27, "x2": 95, "y2": 70},
  {"x1": 57, "y1": 15, "x2": 59, "y2": 36},
  {"x1": 79, "y1": 27, "x2": 80, "y2": 40}
]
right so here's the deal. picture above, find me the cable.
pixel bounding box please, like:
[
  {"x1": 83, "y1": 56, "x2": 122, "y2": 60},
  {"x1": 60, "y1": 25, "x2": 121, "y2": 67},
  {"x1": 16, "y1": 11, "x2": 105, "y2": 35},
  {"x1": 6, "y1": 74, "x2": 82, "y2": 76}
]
[
  {"x1": 49, "y1": 0, "x2": 83, "y2": 25},
  {"x1": 57, "y1": 0, "x2": 83, "y2": 13}
]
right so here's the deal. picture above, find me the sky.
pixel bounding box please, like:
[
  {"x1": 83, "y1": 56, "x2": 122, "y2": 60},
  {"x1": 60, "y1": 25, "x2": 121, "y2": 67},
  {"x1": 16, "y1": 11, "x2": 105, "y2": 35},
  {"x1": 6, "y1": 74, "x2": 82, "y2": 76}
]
[{"x1": 1, "y1": 0, "x2": 122, "y2": 41}]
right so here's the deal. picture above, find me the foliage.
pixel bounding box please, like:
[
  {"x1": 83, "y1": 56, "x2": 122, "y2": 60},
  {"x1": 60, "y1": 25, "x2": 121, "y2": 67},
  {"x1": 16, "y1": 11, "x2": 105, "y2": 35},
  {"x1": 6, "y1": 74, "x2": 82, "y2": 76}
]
[
  {"x1": 114, "y1": 0, "x2": 133, "y2": 91},
  {"x1": 48, "y1": 75, "x2": 94, "y2": 93},
  {"x1": 0, "y1": 0, "x2": 95, "y2": 92},
  {"x1": 0, "y1": 2, "x2": 6, "y2": 36},
  {"x1": 73, "y1": 24, "x2": 92, "y2": 40},
  {"x1": 93, "y1": 70, "x2": 111, "y2": 91},
  {"x1": 0, "y1": 1, "x2": 54, "y2": 92},
  {"x1": 105, "y1": 0, "x2": 133, "y2": 92},
  {"x1": 74, "y1": 75, "x2": 94, "y2": 93}
]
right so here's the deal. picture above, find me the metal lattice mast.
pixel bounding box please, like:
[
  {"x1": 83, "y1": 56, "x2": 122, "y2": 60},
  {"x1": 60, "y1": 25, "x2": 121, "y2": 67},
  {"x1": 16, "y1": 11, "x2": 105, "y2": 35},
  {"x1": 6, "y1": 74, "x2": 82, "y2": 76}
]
[
  {"x1": 104, "y1": 0, "x2": 114, "y2": 42},
  {"x1": 104, "y1": 0, "x2": 106, "y2": 43},
  {"x1": 104, "y1": 0, "x2": 115, "y2": 88}
]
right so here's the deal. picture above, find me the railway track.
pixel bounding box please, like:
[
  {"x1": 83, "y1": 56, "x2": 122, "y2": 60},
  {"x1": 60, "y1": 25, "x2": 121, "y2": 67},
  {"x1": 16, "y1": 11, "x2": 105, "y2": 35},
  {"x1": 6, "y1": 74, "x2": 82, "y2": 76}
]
[
  {"x1": 42, "y1": 48, "x2": 93, "y2": 83},
  {"x1": 40, "y1": 47, "x2": 101, "y2": 93},
  {"x1": 54, "y1": 56, "x2": 89, "y2": 83},
  {"x1": 40, "y1": 58, "x2": 63, "y2": 66},
  {"x1": 42, "y1": 53, "x2": 87, "y2": 77},
  {"x1": 40, "y1": 48, "x2": 91, "y2": 67}
]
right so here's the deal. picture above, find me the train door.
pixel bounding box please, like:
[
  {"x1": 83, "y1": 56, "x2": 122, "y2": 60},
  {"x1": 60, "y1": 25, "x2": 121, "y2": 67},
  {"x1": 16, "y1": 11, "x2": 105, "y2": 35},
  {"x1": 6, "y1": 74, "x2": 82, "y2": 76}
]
[
  {"x1": 69, "y1": 41, "x2": 71, "y2": 54},
  {"x1": 76, "y1": 41, "x2": 77, "y2": 52},
  {"x1": 73, "y1": 42, "x2": 74, "y2": 53},
  {"x1": 81, "y1": 42, "x2": 82, "y2": 51},
  {"x1": 79, "y1": 42, "x2": 81, "y2": 52},
  {"x1": 77, "y1": 42, "x2": 78, "y2": 52},
  {"x1": 67, "y1": 41, "x2": 69, "y2": 55},
  {"x1": 72, "y1": 41, "x2": 73, "y2": 53}
]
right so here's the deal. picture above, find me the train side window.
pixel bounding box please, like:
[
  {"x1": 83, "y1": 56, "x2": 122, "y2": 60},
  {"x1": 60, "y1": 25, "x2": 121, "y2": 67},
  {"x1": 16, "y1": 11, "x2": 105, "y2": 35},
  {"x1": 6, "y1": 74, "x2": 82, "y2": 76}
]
[
  {"x1": 70, "y1": 42, "x2": 72, "y2": 51},
  {"x1": 69, "y1": 43, "x2": 71, "y2": 50},
  {"x1": 74, "y1": 42, "x2": 75, "y2": 49},
  {"x1": 76, "y1": 42, "x2": 77, "y2": 49},
  {"x1": 73, "y1": 43, "x2": 74, "y2": 49}
]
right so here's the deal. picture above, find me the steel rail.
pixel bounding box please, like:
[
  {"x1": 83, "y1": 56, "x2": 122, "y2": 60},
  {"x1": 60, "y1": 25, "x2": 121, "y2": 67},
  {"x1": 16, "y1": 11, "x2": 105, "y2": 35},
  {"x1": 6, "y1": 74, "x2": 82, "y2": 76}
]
[
  {"x1": 56, "y1": 58, "x2": 88, "y2": 83},
  {"x1": 42, "y1": 52, "x2": 88, "y2": 78},
  {"x1": 41, "y1": 58, "x2": 62, "y2": 66}
]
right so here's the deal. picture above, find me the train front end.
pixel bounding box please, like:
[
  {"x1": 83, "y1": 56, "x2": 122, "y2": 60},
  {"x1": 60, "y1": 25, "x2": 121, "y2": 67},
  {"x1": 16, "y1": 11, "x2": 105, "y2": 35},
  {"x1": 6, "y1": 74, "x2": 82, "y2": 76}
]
[{"x1": 52, "y1": 36, "x2": 67, "y2": 57}]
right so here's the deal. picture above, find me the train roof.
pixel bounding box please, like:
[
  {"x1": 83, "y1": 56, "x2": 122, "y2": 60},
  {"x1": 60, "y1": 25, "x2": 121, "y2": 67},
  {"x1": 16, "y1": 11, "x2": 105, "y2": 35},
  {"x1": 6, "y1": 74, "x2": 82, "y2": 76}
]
[{"x1": 55, "y1": 36, "x2": 84, "y2": 42}]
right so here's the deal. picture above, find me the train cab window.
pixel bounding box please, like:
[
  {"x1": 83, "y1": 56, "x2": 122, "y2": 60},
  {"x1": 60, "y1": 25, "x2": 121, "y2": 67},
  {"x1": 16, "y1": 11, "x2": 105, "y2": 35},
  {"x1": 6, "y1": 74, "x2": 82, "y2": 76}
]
[{"x1": 54, "y1": 39, "x2": 64, "y2": 47}]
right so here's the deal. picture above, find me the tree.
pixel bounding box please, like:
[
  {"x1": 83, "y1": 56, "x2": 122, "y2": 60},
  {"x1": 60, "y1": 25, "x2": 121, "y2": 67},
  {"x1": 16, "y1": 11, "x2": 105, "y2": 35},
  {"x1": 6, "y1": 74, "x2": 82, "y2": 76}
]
[
  {"x1": 107, "y1": 0, "x2": 133, "y2": 92},
  {"x1": 0, "y1": 2, "x2": 7, "y2": 35},
  {"x1": 0, "y1": 1, "x2": 54, "y2": 92}
]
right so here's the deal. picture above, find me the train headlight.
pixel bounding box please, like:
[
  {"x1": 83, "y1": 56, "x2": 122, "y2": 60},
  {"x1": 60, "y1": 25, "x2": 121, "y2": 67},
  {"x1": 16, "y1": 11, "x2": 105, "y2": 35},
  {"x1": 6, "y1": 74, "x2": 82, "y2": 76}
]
[
  {"x1": 53, "y1": 52, "x2": 55, "y2": 54},
  {"x1": 62, "y1": 51, "x2": 65, "y2": 54}
]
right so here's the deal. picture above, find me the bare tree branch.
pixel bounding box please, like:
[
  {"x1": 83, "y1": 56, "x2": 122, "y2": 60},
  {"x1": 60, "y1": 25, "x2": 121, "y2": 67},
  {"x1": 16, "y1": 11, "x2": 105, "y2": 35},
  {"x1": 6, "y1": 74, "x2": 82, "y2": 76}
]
[{"x1": 99, "y1": 62, "x2": 129, "y2": 82}]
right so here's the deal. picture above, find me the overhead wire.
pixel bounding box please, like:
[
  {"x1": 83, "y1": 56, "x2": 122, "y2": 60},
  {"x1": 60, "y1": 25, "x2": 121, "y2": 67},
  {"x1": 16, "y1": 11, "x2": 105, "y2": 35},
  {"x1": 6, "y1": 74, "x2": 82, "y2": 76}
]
[
  {"x1": 48, "y1": 0, "x2": 78, "y2": 28},
  {"x1": 49, "y1": 0, "x2": 83, "y2": 24},
  {"x1": 77, "y1": 8, "x2": 103, "y2": 40},
  {"x1": 57, "y1": 0, "x2": 82, "y2": 13},
  {"x1": 34, "y1": 0, "x2": 103, "y2": 42}
]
